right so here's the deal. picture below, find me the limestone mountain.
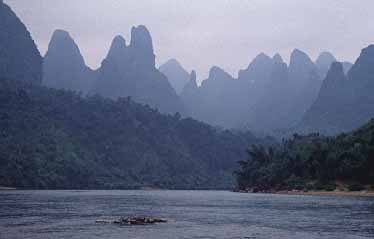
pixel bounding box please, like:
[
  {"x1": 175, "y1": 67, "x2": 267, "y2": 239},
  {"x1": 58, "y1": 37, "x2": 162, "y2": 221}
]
[
  {"x1": 286, "y1": 49, "x2": 321, "y2": 125},
  {"x1": 342, "y1": 61, "x2": 353, "y2": 74},
  {"x1": 299, "y1": 62, "x2": 348, "y2": 134},
  {"x1": 0, "y1": 4, "x2": 263, "y2": 189},
  {"x1": 315, "y1": 52, "x2": 337, "y2": 80},
  {"x1": 299, "y1": 45, "x2": 374, "y2": 134},
  {"x1": 159, "y1": 59, "x2": 190, "y2": 94},
  {"x1": 180, "y1": 70, "x2": 199, "y2": 116},
  {"x1": 43, "y1": 30, "x2": 95, "y2": 93},
  {"x1": 94, "y1": 26, "x2": 184, "y2": 114},
  {"x1": 193, "y1": 66, "x2": 241, "y2": 127},
  {"x1": 243, "y1": 50, "x2": 320, "y2": 131},
  {"x1": 0, "y1": 2, "x2": 42, "y2": 84},
  {"x1": 272, "y1": 53, "x2": 284, "y2": 63},
  {"x1": 180, "y1": 50, "x2": 329, "y2": 132},
  {"x1": 247, "y1": 60, "x2": 291, "y2": 131},
  {"x1": 238, "y1": 53, "x2": 284, "y2": 130},
  {"x1": 238, "y1": 53, "x2": 274, "y2": 90},
  {"x1": 345, "y1": 44, "x2": 374, "y2": 125}
]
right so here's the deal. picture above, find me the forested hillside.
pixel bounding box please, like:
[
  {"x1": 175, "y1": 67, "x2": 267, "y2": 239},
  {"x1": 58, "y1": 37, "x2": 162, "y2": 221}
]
[
  {"x1": 0, "y1": 80, "x2": 262, "y2": 189},
  {"x1": 236, "y1": 120, "x2": 374, "y2": 192}
]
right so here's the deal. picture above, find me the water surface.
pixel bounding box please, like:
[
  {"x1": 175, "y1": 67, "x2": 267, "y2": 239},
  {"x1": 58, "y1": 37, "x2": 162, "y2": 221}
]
[{"x1": 0, "y1": 190, "x2": 373, "y2": 239}]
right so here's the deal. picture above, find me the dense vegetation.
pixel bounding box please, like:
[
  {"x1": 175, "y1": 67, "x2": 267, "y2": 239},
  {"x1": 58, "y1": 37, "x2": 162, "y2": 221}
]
[
  {"x1": 0, "y1": 80, "x2": 264, "y2": 189},
  {"x1": 236, "y1": 121, "x2": 374, "y2": 192}
]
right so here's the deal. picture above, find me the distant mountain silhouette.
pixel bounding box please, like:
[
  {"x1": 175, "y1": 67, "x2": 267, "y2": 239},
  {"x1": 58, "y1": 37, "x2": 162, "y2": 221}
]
[
  {"x1": 299, "y1": 45, "x2": 374, "y2": 134},
  {"x1": 248, "y1": 59, "x2": 291, "y2": 131},
  {"x1": 180, "y1": 70, "x2": 199, "y2": 115},
  {"x1": 239, "y1": 53, "x2": 274, "y2": 104},
  {"x1": 239, "y1": 53, "x2": 272, "y2": 80},
  {"x1": 245, "y1": 50, "x2": 328, "y2": 131},
  {"x1": 0, "y1": 1, "x2": 42, "y2": 84},
  {"x1": 94, "y1": 26, "x2": 184, "y2": 114},
  {"x1": 299, "y1": 62, "x2": 348, "y2": 134},
  {"x1": 315, "y1": 52, "x2": 337, "y2": 80},
  {"x1": 159, "y1": 59, "x2": 190, "y2": 94},
  {"x1": 272, "y1": 53, "x2": 284, "y2": 63},
  {"x1": 180, "y1": 50, "x2": 346, "y2": 132},
  {"x1": 43, "y1": 30, "x2": 95, "y2": 93},
  {"x1": 191, "y1": 66, "x2": 242, "y2": 127},
  {"x1": 342, "y1": 61, "x2": 353, "y2": 74},
  {"x1": 0, "y1": 4, "x2": 263, "y2": 189}
]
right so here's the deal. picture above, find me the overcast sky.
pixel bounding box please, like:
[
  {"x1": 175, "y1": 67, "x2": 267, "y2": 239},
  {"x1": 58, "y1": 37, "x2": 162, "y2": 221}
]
[{"x1": 5, "y1": 0, "x2": 374, "y2": 81}]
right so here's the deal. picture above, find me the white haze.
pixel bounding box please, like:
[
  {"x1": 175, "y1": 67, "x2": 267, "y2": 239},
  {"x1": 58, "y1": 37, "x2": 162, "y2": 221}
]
[{"x1": 5, "y1": 0, "x2": 374, "y2": 81}]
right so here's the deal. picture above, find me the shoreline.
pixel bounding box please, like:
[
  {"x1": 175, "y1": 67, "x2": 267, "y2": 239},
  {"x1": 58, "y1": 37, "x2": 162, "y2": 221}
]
[
  {"x1": 275, "y1": 190, "x2": 374, "y2": 197},
  {"x1": 0, "y1": 186, "x2": 16, "y2": 190},
  {"x1": 236, "y1": 189, "x2": 374, "y2": 197},
  {"x1": 1, "y1": 187, "x2": 374, "y2": 197}
]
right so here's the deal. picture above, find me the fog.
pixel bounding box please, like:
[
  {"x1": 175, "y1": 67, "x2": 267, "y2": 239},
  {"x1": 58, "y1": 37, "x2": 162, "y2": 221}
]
[{"x1": 5, "y1": 0, "x2": 374, "y2": 81}]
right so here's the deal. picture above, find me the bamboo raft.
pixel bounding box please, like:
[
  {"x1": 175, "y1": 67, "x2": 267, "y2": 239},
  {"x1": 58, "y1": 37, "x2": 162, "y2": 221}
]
[{"x1": 96, "y1": 217, "x2": 167, "y2": 225}]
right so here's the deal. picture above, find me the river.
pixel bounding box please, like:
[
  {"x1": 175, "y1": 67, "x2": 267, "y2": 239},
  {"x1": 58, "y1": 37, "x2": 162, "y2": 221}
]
[{"x1": 0, "y1": 190, "x2": 373, "y2": 239}]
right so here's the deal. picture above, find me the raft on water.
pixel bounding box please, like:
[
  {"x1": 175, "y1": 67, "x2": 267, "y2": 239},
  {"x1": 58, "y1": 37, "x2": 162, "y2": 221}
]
[{"x1": 96, "y1": 217, "x2": 167, "y2": 225}]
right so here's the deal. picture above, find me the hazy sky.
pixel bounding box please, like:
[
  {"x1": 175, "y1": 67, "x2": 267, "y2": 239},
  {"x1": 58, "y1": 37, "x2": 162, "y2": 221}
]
[{"x1": 5, "y1": 0, "x2": 374, "y2": 81}]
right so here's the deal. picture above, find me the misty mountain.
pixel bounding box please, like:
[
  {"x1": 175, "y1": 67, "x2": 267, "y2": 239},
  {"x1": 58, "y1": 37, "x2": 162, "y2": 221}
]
[
  {"x1": 244, "y1": 50, "x2": 333, "y2": 132},
  {"x1": 247, "y1": 59, "x2": 291, "y2": 131},
  {"x1": 342, "y1": 61, "x2": 353, "y2": 74},
  {"x1": 238, "y1": 53, "x2": 275, "y2": 99},
  {"x1": 283, "y1": 49, "x2": 321, "y2": 126},
  {"x1": 315, "y1": 52, "x2": 337, "y2": 80},
  {"x1": 180, "y1": 70, "x2": 199, "y2": 115},
  {"x1": 191, "y1": 66, "x2": 243, "y2": 127},
  {"x1": 0, "y1": 3, "x2": 264, "y2": 189},
  {"x1": 43, "y1": 30, "x2": 95, "y2": 93},
  {"x1": 0, "y1": 1, "x2": 42, "y2": 84},
  {"x1": 159, "y1": 59, "x2": 190, "y2": 94},
  {"x1": 299, "y1": 45, "x2": 374, "y2": 134},
  {"x1": 94, "y1": 26, "x2": 184, "y2": 114},
  {"x1": 181, "y1": 50, "x2": 336, "y2": 132}
]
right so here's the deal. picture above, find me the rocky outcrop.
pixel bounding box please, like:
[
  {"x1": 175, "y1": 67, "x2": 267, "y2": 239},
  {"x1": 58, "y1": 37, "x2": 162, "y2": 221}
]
[
  {"x1": 43, "y1": 30, "x2": 95, "y2": 93},
  {"x1": 129, "y1": 25, "x2": 155, "y2": 68},
  {"x1": 0, "y1": 2, "x2": 42, "y2": 84},
  {"x1": 159, "y1": 59, "x2": 190, "y2": 94}
]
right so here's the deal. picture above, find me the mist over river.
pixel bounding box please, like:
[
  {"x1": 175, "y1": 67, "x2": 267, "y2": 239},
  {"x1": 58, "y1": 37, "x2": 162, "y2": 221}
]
[{"x1": 0, "y1": 190, "x2": 373, "y2": 239}]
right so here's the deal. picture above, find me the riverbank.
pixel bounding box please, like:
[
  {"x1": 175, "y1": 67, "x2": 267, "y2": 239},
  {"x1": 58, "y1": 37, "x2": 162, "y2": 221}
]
[
  {"x1": 235, "y1": 189, "x2": 374, "y2": 197},
  {"x1": 275, "y1": 190, "x2": 374, "y2": 197},
  {"x1": 0, "y1": 186, "x2": 16, "y2": 190}
]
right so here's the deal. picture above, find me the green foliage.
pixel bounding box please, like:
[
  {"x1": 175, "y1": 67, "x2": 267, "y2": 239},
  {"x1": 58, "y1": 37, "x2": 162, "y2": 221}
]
[
  {"x1": 235, "y1": 123, "x2": 374, "y2": 191},
  {"x1": 0, "y1": 80, "x2": 261, "y2": 189},
  {"x1": 348, "y1": 182, "x2": 364, "y2": 191}
]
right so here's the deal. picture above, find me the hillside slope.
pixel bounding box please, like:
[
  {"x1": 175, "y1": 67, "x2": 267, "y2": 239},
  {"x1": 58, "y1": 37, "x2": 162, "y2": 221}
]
[{"x1": 0, "y1": 80, "x2": 262, "y2": 189}]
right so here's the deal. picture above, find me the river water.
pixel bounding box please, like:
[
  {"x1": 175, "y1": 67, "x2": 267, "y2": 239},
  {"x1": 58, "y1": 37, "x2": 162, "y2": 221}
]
[{"x1": 0, "y1": 190, "x2": 373, "y2": 239}]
